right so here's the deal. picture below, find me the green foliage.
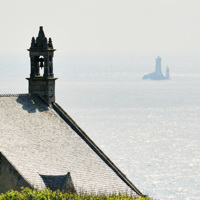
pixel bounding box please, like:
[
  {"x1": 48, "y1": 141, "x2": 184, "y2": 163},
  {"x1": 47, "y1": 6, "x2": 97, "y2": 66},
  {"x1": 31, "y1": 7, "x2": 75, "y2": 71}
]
[{"x1": 0, "y1": 188, "x2": 155, "y2": 200}]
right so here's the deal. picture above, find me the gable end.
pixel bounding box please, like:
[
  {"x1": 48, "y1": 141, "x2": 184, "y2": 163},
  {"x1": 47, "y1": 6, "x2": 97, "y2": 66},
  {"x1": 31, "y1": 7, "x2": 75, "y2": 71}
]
[{"x1": 0, "y1": 152, "x2": 32, "y2": 193}]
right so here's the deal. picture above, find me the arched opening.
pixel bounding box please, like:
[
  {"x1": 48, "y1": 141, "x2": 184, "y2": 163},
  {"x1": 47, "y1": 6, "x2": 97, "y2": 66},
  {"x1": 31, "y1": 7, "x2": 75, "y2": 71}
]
[{"x1": 38, "y1": 56, "x2": 44, "y2": 76}]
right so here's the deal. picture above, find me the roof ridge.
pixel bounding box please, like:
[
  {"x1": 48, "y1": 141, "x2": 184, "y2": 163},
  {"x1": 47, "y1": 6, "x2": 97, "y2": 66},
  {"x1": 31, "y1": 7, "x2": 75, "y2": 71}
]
[
  {"x1": 0, "y1": 93, "x2": 28, "y2": 97},
  {"x1": 52, "y1": 102, "x2": 144, "y2": 197}
]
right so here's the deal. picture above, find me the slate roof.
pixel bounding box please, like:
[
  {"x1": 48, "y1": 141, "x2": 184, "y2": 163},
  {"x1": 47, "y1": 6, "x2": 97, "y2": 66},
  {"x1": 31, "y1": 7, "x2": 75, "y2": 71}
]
[{"x1": 0, "y1": 94, "x2": 143, "y2": 196}]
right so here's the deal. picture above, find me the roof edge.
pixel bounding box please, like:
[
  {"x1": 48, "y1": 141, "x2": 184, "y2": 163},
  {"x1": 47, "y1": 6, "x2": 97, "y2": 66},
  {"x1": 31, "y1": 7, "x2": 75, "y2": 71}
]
[
  {"x1": 52, "y1": 103, "x2": 144, "y2": 197},
  {"x1": 0, "y1": 93, "x2": 28, "y2": 97}
]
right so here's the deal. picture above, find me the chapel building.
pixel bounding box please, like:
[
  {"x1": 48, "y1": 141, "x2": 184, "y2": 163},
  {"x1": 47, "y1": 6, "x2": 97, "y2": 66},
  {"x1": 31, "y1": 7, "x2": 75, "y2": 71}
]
[{"x1": 0, "y1": 27, "x2": 143, "y2": 197}]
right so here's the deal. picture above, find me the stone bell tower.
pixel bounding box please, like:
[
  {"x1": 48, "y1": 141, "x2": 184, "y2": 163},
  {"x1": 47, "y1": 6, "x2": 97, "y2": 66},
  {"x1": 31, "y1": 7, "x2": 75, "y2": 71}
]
[{"x1": 27, "y1": 26, "x2": 57, "y2": 104}]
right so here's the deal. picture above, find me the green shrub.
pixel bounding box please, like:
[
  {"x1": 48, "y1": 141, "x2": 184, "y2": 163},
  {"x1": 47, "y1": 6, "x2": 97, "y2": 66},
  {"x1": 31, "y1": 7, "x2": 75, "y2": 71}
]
[{"x1": 0, "y1": 188, "x2": 155, "y2": 200}]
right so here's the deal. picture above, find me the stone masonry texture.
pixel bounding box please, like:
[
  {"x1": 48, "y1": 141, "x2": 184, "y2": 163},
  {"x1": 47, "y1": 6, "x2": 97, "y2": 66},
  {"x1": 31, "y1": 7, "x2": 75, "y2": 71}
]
[{"x1": 0, "y1": 94, "x2": 137, "y2": 195}]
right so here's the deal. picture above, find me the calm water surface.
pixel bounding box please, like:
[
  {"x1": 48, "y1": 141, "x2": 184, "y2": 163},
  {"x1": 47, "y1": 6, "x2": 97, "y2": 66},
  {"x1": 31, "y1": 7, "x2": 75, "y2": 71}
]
[{"x1": 1, "y1": 54, "x2": 200, "y2": 200}]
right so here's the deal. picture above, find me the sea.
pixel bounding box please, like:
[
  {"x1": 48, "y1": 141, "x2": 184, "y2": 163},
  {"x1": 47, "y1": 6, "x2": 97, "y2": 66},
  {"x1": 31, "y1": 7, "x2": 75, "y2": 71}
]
[{"x1": 0, "y1": 53, "x2": 200, "y2": 200}]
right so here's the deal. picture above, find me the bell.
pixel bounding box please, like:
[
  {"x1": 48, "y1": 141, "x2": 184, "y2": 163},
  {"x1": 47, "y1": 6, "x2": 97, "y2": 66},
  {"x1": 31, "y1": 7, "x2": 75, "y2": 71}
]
[{"x1": 39, "y1": 57, "x2": 44, "y2": 69}]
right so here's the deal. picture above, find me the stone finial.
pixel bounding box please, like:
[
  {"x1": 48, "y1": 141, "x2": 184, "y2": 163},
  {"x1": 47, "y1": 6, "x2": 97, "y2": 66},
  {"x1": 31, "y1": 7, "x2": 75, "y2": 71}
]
[
  {"x1": 48, "y1": 38, "x2": 53, "y2": 48},
  {"x1": 29, "y1": 27, "x2": 54, "y2": 50},
  {"x1": 34, "y1": 26, "x2": 48, "y2": 49},
  {"x1": 31, "y1": 37, "x2": 36, "y2": 48},
  {"x1": 38, "y1": 26, "x2": 45, "y2": 38}
]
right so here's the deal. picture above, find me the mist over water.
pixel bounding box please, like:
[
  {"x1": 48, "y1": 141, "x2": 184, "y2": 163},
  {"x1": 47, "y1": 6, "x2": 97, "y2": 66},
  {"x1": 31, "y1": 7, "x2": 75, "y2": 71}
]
[{"x1": 1, "y1": 53, "x2": 200, "y2": 199}]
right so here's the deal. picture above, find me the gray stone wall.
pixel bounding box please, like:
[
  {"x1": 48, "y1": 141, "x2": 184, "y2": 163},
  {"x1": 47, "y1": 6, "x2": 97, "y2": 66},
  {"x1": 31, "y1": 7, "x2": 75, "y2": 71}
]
[
  {"x1": 27, "y1": 78, "x2": 57, "y2": 104},
  {"x1": 0, "y1": 153, "x2": 31, "y2": 193}
]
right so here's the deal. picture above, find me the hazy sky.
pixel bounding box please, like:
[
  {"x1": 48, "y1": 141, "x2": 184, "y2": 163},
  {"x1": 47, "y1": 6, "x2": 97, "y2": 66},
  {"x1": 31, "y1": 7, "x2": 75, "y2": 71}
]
[{"x1": 1, "y1": 0, "x2": 200, "y2": 54}]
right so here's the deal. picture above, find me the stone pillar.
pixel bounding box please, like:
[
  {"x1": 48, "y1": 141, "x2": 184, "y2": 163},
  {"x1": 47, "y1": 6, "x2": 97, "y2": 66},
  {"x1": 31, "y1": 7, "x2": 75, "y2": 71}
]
[
  {"x1": 30, "y1": 56, "x2": 35, "y2": 77},
  {"x1": 35, "y1": 56, "x2": 40, "y2": 76}
]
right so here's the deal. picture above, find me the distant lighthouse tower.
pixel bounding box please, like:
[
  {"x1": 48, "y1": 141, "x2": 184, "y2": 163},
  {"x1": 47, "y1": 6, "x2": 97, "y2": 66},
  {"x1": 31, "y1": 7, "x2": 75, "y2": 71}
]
[
  {"x1": 155, "y1": 56, "x2": 162, "y2": 74},
  {"x1": 165, "y1": 66, "x2": 170, "y2": 79},
  {"x1": 27, "y1": 26, "x2": 57, "y2": 104}
]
